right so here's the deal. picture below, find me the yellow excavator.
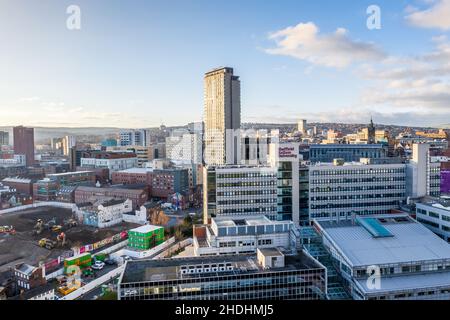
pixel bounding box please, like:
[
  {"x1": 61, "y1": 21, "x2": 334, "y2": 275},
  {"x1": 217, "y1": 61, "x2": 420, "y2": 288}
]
[{"x1": 38, "y1": 238, "x2": 56, "y2": 250}]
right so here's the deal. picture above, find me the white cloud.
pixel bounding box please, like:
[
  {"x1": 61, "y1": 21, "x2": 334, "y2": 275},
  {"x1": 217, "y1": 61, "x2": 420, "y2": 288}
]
[
  {"x1": 265, "y1": 22, "x2": 385, "y2": 68},
  {"x1": 406, "y1": 0, "x2": 450, "y2": 30}
]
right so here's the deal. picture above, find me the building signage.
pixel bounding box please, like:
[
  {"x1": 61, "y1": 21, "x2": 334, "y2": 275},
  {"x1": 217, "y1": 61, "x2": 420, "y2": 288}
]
[{"x1": 279, "y1": 146, "x2": 298, "y2": 159}]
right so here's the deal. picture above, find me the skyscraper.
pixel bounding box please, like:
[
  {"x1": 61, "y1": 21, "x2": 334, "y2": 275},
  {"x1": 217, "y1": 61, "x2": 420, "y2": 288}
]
[
  {"x1": 203, "y1": 67, "x2": 241, "y2": 166},
  {"x1": 13, "y1": 126, "x2": 35, "y2": 166},
  {"x1": 298, "y1": 119, "x2": 307, "y2": 136},
  {"x1": 62, "y1": 136, "x2": 76, "y2": 156}
]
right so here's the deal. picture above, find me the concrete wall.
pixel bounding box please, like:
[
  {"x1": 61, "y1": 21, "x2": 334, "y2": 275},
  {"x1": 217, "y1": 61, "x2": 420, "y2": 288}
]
[{"x1": 0, "y1": 201, "x2": 76, "y2": 215}]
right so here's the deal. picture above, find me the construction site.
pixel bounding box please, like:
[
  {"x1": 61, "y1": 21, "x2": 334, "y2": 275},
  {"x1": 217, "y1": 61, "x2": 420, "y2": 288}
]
[{"x1": 0, "y1": 206, "x2": 139, "y2": 273}]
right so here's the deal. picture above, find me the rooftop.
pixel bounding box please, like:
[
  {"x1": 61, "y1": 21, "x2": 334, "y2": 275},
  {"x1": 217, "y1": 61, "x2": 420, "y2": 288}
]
[
  {"x1": 311, "y1": 144, "x2": 385, "y2": 149},
  {"x1": 120, "y1": 252, "x2": 323, "y2": 284},
  {"x1": 2, "y1": 177, "x2": 32, "y2": 184},
  {"x1": 46, "y1": 171, "x2": 94, "y2": 177},
  {"x1": 258, "y1": 248, "x2": 284, "y2": 257},
  {"x1": 356, "y1": 271, "x2": 450, "y2": 295},
  {"x1": 418, "y1": 197, "x2": 450, "y2": 212},
  {"x1": 213, "y1": 215, "x2": 291, "y2": 228},
  {"x1": 316, "y1": 214, "x2": 450, "y2": 268},
  {"x1": 130, "y1": 224, "x2": 163, "y2": 234}
]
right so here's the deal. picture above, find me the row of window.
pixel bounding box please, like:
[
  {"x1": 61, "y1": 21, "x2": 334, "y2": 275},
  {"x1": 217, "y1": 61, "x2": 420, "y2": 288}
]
[
  {"x1": 310, "y1": 185, "x2": 405, "y2": 193},
  {"x1": 310, "y1": 177, "x2": 405, "y2": 184},
  {"x1": 311, "y1": 193, "x2": 405, "y2": 201},
  {"x1": 218, "y1": 182, "x2": 276, "y2": 188},
  {"x1": 311, "y1": 201, "x2": 400, "y2": 210},
  {"x1": 311, "y1": 168, "x2": 404, "y2": 176}
]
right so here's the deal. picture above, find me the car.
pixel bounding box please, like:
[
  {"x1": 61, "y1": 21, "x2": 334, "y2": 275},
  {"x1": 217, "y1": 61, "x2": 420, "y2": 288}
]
[
  {"x1": 104, "y1": 258, "x2": 116, "y2": 266},
  {"x1": 123, "y1": 289, "x2": 138, "y2": 296},
  {"x1": 91, "y1": 261, "x2": 105, "y2": 270}
]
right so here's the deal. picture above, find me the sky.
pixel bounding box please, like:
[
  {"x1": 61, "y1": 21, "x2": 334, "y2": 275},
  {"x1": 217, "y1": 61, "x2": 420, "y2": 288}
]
[{"x1": 0, "y1": 0, "x2": 449, "y2": 128}]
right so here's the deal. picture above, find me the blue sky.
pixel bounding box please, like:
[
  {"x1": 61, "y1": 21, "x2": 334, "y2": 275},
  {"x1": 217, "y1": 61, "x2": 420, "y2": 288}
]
[{"x1": 0, "y1": 0, "x2": 449, "y2": 127}]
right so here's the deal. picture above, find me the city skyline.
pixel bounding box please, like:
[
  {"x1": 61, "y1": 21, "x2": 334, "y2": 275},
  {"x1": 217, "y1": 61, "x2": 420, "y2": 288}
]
[{"x1": 1, "y1": 0, "x2": 450, "y2": 128}]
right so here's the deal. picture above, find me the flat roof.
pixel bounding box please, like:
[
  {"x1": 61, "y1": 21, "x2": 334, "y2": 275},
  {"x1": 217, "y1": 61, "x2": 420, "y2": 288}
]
[
  {"x1": 2, "y1": 177, "x2": 32, "y2": 183},
  {"x1": 47, "y1": 171, "x2": 94, "y2": 177},
  {"x1": 356, "y1": 271, "x2": 450, "y2": 295},
  {"x1": 310, "y1": 144, "x2": 385, "y2": 149},
  {"x1": 213, "y1": 215, "x2": 290, "y2": 228},
  {"x1": 130, "y1": 225, "x2": 162, "y2": 233},
  {"x1": 258, "y1": 248, "x2": 283, "y2": 257},
  {"x1": 116, "y1": 168, "x2": 151, "y2": 174},
  {"x1": 120, "y1": 252, "x2": 323, "y2": 284},
  {"x1": 316, "y1": 215, "x2": 450, "y2": 268},
  {"x1": 417, "y1": 198, "x2": 450, "y2": 212}
]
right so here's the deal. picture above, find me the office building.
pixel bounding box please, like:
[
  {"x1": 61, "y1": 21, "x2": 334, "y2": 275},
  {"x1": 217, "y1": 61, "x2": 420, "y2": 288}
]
[
  {"x1": 203, "y1": 67, "x2": 241, "y2": 166},
  {"x1": 309, "y1": 159, "x2": 406, "y2": 221},
  {"x1": 0, "y1": 131, "x2": 9, "y2": 146},
  {"x1": 119, "y1": 129, "x2": 149, "y2": 147},
  {"x1": 80, "y1": 151, "x2": 138, "y2": 178},
  {"x1": 112, "y1": 167, "x2": 190, "y2": 199},
  {"x1": 268, "y1": 142, "x2": 301, "y2": 225},
  {"x1": 416, "y1": 198, "x2": 450, "y2": 241},
  {"x1": 315, "y1": 214, "x2": 450, "y2": 300},
  {"x1": 203, "y1": 165, "x2": 277, "y2": 224},
  {"x1": 166, "y1": 133, "x2": 202, "y2": 164},
  {"x1": 239, "y1": 129, "x2": 277, "y2": 166},
  {"x1": 118, "y1": 249, "x2": 326, "y2": 300},
  {"x1": 309, "y1": 144, "x2": 387, "y2": 163},
  {"x1": 193, "y1": 215, "x2": 294, "y2": 256},
  {"x1": 13, "y1": 126, "x2": 34, "y2": 166},
  {"x1": 406, "y1": 143, "x2": 441, "y2": 198}
]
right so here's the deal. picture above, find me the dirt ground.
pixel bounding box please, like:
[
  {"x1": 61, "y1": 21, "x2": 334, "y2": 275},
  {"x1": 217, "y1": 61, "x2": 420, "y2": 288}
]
[{"x1": 0, "y1": 206, "x2": 139, "y2": 272}]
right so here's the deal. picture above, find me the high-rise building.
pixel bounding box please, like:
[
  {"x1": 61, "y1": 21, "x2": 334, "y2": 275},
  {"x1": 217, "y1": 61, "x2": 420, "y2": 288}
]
[
  {"x1": 298, "y1": 119, "x2": 307, "y2": 136},
  {"x1": 166, "y1": 133, "x2": 202, "y2": 164},
  {"x1": 119, "y1": 129, "x2": 149, "y2": 147},
  {"x1": 406, "y1": 143, "x2": 441, "y2": 198},
  {"x1": 309, "y1": 159, "x2": 406, "y2": 221},
  {"x1": 62, "y1": 136, "x2": 76, "y2": 156},
  {"x1": 0, "y1": 131, "x2": 9, "y2": 146},
  {"x1": 203, "y1": 165, "x2": 278, "y2": 224},
  {"x1": 268, "y1": 142, "x2": 301, "y2": 225},
  {"x1": 203, "y1": 67, "x2": 241, "y2": 166},
  {"x1": 13, "y1": 126, "x2": 35, "y2": 166}
]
